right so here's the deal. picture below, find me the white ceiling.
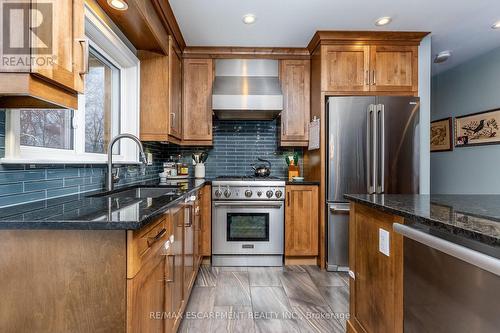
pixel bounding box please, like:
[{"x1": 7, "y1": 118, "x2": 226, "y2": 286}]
[{"x1": 170, "y1": 0, "x2": 500, "y2": 74}]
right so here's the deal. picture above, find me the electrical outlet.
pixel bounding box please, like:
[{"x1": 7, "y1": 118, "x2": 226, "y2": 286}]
[{"x1": 379, "y1": 228, "x2": 390, "y2": 256}]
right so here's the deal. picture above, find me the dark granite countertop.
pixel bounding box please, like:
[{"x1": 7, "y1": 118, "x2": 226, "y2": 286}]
[
  {"x1": 345, "y1": 194, "x2": 500, "y2": 249},
  {"x1": 0, "y1": 179, "x2": 211, "y2": 230}
]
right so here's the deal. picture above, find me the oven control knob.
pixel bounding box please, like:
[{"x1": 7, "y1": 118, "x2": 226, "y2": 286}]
[
  {"x1": 224, "y1": 189, "x2": 231, "y2": 198},
  {"x1": 266, "y1": 190, "x2": 273, "y2": 198},
  {"x1": 257, "y1": 191, "x2": 263, "y2": 197},
  {"x1": 275, "y1": 190, "x2": 283, "y2": 199},
  {"x1": 245, "y1": 190, "x2": 253, "y2": 198},
  {"x1": 214, "y1": 189, "x2": 222, "y2": 198}
]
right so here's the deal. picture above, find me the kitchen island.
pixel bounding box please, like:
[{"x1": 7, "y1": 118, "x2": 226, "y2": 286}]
[
  {"x1": 345, "y1": 194, "x2": 500, "y2": 333},
  {"x1": 0, "y1": 179, "x2": 211, "y2": 333}
]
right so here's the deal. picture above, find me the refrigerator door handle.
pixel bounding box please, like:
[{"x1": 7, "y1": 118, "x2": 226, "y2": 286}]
[
  {"x1": 376, "y1": 104, "x2": 385, "y2": 194},
  {"x1": 366, "y1": 105, "x2": 375, "y2": 194}
]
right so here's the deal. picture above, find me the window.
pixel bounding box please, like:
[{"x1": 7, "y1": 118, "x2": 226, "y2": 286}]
[
  {"x1": 3, "y1": 5, "x2": 140, "y2": 164},
  {"x1": 85, "y1": 48, "x2": 120, "y2": 154},
  {"x1": 20, "y1": 109, "x2": 74, "y2": 150}
]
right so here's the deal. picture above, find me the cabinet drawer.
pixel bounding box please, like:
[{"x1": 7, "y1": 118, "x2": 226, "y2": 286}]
[{"x1": 127, "y1": 214, "x2": 169, "y2": 278}]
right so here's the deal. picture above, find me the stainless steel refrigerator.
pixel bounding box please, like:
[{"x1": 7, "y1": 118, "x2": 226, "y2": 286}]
[{"x1": 327, "y1": 96, "x2": 420, "y2": 271}]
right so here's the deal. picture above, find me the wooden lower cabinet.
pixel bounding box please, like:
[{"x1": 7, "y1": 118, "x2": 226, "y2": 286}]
[
  {"x1": 0, "y1": 187, "x2": 209, "y2": 333},
  {"x1": 348, "y1": 202, "x2": 404, "y2": 333},
  {"x1": 284, "y1": 185, "x2": 319, "y2": 261},
  {"x1": 127, "y1": 241, "x2": 172, "y2": 333},
  {"x1": 128, "y1": 187, "x2": 206, "y2": 333}
]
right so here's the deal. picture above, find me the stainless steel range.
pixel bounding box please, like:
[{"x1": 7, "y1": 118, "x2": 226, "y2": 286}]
[{"x1": 212, "y1": 176, "x2": 285, "y2": 266}]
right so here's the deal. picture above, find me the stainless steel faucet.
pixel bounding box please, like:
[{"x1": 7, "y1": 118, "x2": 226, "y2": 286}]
[{"x1": 107, "y1": 134, "x2": 148, "y2": 191}]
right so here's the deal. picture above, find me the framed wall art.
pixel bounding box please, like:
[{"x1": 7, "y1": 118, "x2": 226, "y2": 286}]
[
  {"x1": 455, "y1": 108, "x2": 500, "y2": 147},
  {"x1": 430, "y1": 117, "x2": 453, "y2": 152}
]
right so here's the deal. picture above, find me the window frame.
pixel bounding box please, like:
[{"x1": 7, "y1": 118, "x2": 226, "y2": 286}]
[{"x1": 2, "y1": 4, "x2": 140, "y2": 165}]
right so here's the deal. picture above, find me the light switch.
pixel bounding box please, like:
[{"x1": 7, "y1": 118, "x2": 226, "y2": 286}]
[
  {"x1": 147, "y1": 153, "x2": 153, "y2": 166},
  {"x1": 379, "y1": 228, "x2": 390, "y2": 256}
]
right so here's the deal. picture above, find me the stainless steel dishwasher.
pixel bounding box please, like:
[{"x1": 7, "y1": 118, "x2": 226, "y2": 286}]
[{"x1": 394, "y1": 223, "x2": 500, "y2": 333}]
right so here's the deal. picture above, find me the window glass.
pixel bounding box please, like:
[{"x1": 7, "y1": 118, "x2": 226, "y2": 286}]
[
  {"x1": 20, "y1": 109, "x2": 73, "y2": 150},
  {"x1": 85, "y1": 48, "x2": 120, "y2": 154}
]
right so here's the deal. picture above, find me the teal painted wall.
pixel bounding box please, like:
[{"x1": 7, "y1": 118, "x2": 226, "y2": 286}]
[{"x1": 431, "y1": 46, "x2": 500, "y2": 194}]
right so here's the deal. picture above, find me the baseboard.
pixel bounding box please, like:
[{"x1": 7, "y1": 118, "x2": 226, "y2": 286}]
[
  {"x1": 201, "y1": 256, "x2": 211, "y2": 265},
  {"x1": 284, "y1": 256, "x2": 318, "y2": 265}
]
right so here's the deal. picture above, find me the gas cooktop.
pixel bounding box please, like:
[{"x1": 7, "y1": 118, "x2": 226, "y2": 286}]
[{"x1": 212, "y1": 176, "x2": 285, "y2": 200}]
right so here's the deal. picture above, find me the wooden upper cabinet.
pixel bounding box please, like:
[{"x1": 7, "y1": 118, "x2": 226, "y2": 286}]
[
  {"x1": 285, "y1": 185, "x2": 319, "y2": 257},
  {"x1": 321, "y1": 43, "x2": 419, "y2": 94},
  {"x1": 31, "y1": 0, "x2": 85, "y2": 93},
  {"x1": 139, "y1": 38, "x2": 182, "y2": 143},
  {"x1": 0, "y1": 0, "x2": 84, "y2": 109},
  {"x1": 322, "y1": 45, "x2": 370, "y2": 92},
  {"x1": 280, "y1": 60, "x2": 310, "y2": 146},
  {"x1": 169, "y1": 40, "x2": 183, "y2": 140},
  {"x1": 370, "y1": 45, "x2": 418, "y2": 93},
  {"x1": 139, "y1": 50, "x2": 170, "y2": 141},
  {"x1": 182, "y1": 59, "x2": 213, "y2": 144}
]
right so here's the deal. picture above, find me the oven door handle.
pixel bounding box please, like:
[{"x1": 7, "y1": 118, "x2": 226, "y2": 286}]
[{"x1": 213, "y1": 201, "x2": 283, "y2": 209}]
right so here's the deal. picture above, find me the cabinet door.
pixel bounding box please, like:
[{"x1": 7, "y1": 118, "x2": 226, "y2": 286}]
[
  {"x1": 285, "y1": 185, "x2": 319, "y2": 256},
  {"x1": 369, "y1": 45, "x2": 418, "y2": 93},
  {"x1": 168, "y1": 40, "x2": 182, "y2": 139},
  {"x1": 199, "y1": 185, "x2": 212, "y2": 256},
  {"x1": 183, "y1": 203, "x2": 195, "y2": 296},
  {"x1": 322, "y1": 45, "x2": 370, "y2": 92},
  {"x1": 31, "y1": 0, "x2": 85, "y2": 93},
  {"x1": 128, "y1": 240, "x2": 170, "y2": 333},
  {"x1": 280, "y1": 60, "x2": 310, "y2": 146},
  {"x1": 170, "y1": 205, "x2": 184, "y2": 329},
  {"x1": 139, "y1": 51, "x2": 170, "y2": 141},
  {"x1": 183, "y1": 59, "x2": 213, "y2": 142},
  {"x1": 351, "y1": 204, "x2": 403, "y2": 333}
]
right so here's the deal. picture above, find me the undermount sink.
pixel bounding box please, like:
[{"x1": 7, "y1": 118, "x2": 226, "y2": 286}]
[{"x1": 89, "y1": 186, "x2": 180, "y2": 199}]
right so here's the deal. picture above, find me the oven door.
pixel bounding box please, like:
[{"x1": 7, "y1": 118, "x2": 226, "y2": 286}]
[{"x1": 212, "y1": 201, "x2": 284, "y2": 255}]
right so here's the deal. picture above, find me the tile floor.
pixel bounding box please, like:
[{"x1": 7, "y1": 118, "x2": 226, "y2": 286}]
[{"x1": 179, "y1": 265, "x2": 349, "y2": 333}]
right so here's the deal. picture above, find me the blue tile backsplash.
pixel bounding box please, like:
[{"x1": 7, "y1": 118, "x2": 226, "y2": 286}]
[
  {"x1": 158, "y1": 119, "x2": 303, "y2": 178},
  {"x1": 0, "y1": 115, "x2": 303, "y2": 208}
]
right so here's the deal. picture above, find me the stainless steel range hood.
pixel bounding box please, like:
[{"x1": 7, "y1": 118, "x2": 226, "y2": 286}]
[{"x1": 212, "y1": 59, "x2": 283, "y2": 120}]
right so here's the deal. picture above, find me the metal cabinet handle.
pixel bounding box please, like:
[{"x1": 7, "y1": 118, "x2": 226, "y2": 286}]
[
  {"x1": 287, "y1": 192, "x2": 290, "y2": 207},
  {"x1": 330, "y1": 207, "x2": 350, "y2": 212},
  {"x1": 376, "y1": 104, "x2": 385, "y2": 194},
  {"x1": 365, "y1": 70, "x2": 369, "y2": 86},
  {"x1": 147, "y1": 228, "x2": 167, "y2": 247},
  {"x1": 393, "y1": 223, "x2": 500, "y2": 277},
  {"x1": 366, "y1": 105, "x2": 377, "y2": 194},
  {"x1": 77, "y1": 38, "x2": 89, "y2": 75},
  {"x1": 372, "y1": 70, "x2": 376, "y2": 85}
]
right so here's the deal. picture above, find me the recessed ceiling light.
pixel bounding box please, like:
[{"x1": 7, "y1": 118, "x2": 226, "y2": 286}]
[
  {"x1": 375, "y1": 16, "x2": 392, "y2": 26},
  {"x1": 242, "y1": 14, "x2": 257, "y2": 25},
  {"x1": 492, "y1": 20, "x2": 500, "y2": 29},
  {"x1": 107, "y1": 0, "x2": 128, "y2": 11},
  {"x1": 434, "y1": 50, "x2": 452, "y2": 64}
]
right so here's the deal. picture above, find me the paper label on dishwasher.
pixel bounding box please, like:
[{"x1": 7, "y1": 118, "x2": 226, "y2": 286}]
[{"x1": 379, "y1": 228, "x2": 390, "y2": 256}]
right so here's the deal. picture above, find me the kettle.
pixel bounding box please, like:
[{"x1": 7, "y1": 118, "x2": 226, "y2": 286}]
[{"x1": 252, "y1": 157, "x2": 272, "y2": 177}]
